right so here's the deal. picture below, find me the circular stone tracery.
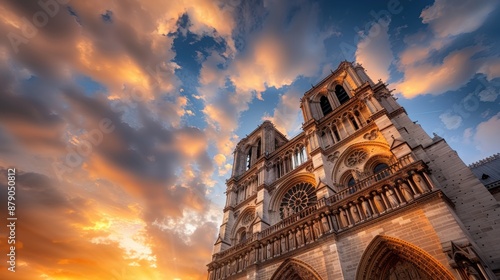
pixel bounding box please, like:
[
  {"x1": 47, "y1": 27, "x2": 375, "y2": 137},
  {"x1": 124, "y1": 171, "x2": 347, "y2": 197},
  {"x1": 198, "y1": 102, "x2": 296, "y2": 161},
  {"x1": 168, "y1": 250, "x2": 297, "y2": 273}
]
[
  {"x1": 241, "y1": 210, "x2": 255, "y2": 225},
  {"x1": 346, "y1": 149, "x2": 368, "y2": 167},
  {"x1": 280, "y1": 182, "x2": 317, "y2": 219}
]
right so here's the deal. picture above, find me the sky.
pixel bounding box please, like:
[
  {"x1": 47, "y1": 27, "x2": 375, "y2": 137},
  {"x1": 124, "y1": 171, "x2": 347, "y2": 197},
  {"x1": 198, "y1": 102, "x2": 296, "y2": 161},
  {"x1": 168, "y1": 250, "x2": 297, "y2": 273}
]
[{"x1": 0, "y1": 0, "x2": 499, "y2": 279}]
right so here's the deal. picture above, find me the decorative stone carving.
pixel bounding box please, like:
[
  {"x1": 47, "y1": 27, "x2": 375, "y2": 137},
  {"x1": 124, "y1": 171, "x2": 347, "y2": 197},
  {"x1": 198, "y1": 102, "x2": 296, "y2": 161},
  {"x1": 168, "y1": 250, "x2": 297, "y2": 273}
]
[
  {"x1": 241, "y1": 210, "x2": 255, "y2": 225},
  {"x1": 360, "y1": 197, "x2": 372, "y2": 218},
  {"x1": 327, "y1": 151, "x2": 340, "y2": 162},
  {"x1": 280, "y1": 182, "x2": 317, "y2": 219},
  {"x1": 373, "y1": 192, "x2": 386, "y2": 213},
  {"x1": 349, "y1": 202, "x2": 360, "y2": 223},
  {"x1": 412, "y1": 172, "x2": 429, "y2": 193},
  {"x1": 265, "y1": 161, "x2": 273, "y2": 171},
  {"x1": 339, "y1": 208, "x2": 349, "y2": 227},
  {"x1": 363, "y1": 129, "x2": 378, "y2": 140},
  {"x1": 386, "y1": 187, "x2": 399, "y2": 208},
  {"x1": 305, "y1": 164, "x2": 314, "y2": 173},
  {"x1": 399, "y1": 180, "x2": 414, "y2": 202},
  {"x1": 346, "y1": 149, "x2": 368, "y2": 167}
]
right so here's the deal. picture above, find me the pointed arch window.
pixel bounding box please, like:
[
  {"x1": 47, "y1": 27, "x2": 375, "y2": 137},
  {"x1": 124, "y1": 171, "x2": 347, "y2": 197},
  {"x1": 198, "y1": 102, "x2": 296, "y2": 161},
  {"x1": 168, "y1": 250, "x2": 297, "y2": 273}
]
[
  {"x1": 320, "y1": 95, "x2": 332, "y2": 116},
  {"x1": 347, "y1": 176, "x2": 356, "y2": 187},
  {"x1": 373, "y1": 162, "x2": 390, "y2": 181},
  {"x1": 373, "y1": 163, "x2": 389, "y2": 173},
  {"x1": 246, "y1": 147, "x2": 252, "y2": 170},
  {"x1": 332, "y1": 126, "x2": 341, "y2": 142},
  {"x1": 349, "y1": 115, "x2": 359, "y2": 130},
  {"x1": 256, "y1": 139, "x2": 262, "y2": 158},
  {"x1": 335, "y1": 85, "x2": 350, "y2": 104}
]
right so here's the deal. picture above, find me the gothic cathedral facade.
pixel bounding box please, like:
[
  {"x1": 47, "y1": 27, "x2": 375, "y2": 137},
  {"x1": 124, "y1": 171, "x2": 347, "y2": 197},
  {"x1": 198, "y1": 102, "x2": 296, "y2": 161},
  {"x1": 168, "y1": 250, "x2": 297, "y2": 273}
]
[{"x1": 207, "y1": 62, "x2": 500, "y2": 280}]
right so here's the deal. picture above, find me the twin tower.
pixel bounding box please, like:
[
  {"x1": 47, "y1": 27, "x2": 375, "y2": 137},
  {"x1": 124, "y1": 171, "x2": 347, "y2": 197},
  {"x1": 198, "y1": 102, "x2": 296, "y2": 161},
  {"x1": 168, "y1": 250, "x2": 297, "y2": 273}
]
[{"x1": 207, "y1": 61, "x2": 500, "y2": 280}]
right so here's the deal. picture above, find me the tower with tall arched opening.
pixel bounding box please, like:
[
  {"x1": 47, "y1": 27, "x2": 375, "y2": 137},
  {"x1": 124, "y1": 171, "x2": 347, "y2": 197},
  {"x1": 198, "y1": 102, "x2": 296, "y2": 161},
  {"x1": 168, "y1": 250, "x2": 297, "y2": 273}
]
[{"x1": 207, "y1": 62, "x2": 500, "y2": 280}]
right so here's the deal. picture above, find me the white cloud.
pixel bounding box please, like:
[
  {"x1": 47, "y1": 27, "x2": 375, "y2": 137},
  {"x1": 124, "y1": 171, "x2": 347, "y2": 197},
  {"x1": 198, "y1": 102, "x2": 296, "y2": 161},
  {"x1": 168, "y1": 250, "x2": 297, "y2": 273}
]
[
  {"x1": 421, "y1": 0, "x2": 497, "y2": 38},
  {"x1": 213, "y1": 154, "x2": 226, "y2": 166},
  {"x1": 478, "y1": 87, "x2": 499, "y2": 102},
  {"x1": 390, "y1": 0, "x2": 500, "y2": 98},
  {"x1": 355, "y1": 19, "x2": 394, "y2": 82},
  {"x1": 463, "y1": 127, "x2": 473, "y2": 144},
  {"x1": 197, "y1": 0, "x2": 336, "y2": 157},
  {"x1": 439, "y1": 111, "x2": 462, "y2": 130},
  {"x1": 263, "y1": 87, "x2": 304, "y2": 137},
  {"x1": 393, "y1": 46, "x2": 500, "y2": 98},
  {"x1": 473, "y1": 112, "x2": 500, "y2": 155}
]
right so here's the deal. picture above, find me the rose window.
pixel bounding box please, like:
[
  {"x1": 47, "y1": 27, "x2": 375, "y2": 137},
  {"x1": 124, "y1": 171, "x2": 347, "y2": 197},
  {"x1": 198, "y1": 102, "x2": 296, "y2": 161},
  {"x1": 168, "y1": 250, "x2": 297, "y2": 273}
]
[
  {"x1": 241, "y1": 210, "x2": 255, "y2": 225},
  {"x1": 346, "y1": 149, "x2": 368, "y2": 167},
  {"x1": 280, "y1": 182, "x2": 317, "y2": 219}
]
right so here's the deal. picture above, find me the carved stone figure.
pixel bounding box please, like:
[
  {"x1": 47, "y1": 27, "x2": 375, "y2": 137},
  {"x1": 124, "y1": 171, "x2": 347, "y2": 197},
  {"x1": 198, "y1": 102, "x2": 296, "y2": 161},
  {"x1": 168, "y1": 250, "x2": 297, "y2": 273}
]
[
  {"x1": 321, "y1": 216, "x2": 330, "y2": 232},
  {"x1": 281, "y1": 236, "x2": 286, "y2": 253},
  {"x1": 399, "y1": 181, "x2": 414, "y2": 202},
  {"x1": 288, "y1": 232, "x2": 295, "y2": 249},
  {"x1": 373, "y1": 192, "x2": 386, "y2": 213},
  {"x1": 339, "y1": 208, "x2": 349, "y2": 227},
  {"x1": 282, "y1": 206, "x2": 290, "y2": 218},
  {"x1": 386, "y1": 188, "x2": 399, "y2": 208},
  {"x1": 304, "y1": 227, "x2": 311, "y2": 243},
  {"x1": 349, "y1": 203, "x2": 360, "y2": 223},
  {"x1": 313, "y1": 222, "x2": 321, "y2": 238},
  {"x1": 412, "y1": 172, "x2": 429, "y2": 193},
  {"x1": 296, "y1": 230, "x2": 303, "y2": 246},
  {"x1": 361, "y1": 197, "x2": 372, "y2": 217},
  {"x1": 274, "y1": 239, "x2": 279, "y2": 256}
]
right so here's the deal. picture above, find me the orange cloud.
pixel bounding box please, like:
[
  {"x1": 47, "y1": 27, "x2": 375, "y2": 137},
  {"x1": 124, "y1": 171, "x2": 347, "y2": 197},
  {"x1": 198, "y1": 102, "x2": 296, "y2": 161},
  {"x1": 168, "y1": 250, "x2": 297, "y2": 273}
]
[{"x1": 393, "y1": 46, "x2": 489, "y2": 98}]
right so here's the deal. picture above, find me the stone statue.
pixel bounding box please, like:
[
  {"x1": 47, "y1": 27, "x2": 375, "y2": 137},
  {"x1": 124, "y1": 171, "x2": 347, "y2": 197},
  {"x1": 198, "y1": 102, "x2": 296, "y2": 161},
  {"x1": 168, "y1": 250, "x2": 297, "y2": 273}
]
[
  {"x1": 386, "y1": 188, "x2": 399, "y2": 208},
  {"x1": 339, "y1": 208, "x2": 349, "y2": 227},
  {"x1": 296, "y1": 230, "x2": 303, "y2": 246},
  {"x1": 282, "y1": 206, "x2": 289, "y2": 218},
  {"x1": 412, "y1": 172, "x2": 429, "y2": 193},
  {"x1": 322, "y1": 216, "x2": 330, "y2": 232},
  {"x1": 399, "y1": 181, "x2": 414, "y2": 202},
  {"x1": 350, "y1": 203, "x2": 360, "y2": 223},
  {"x1": 274, "y1": 239, "x2": 279, "y2": 255},
  {"x1": 304, "y1": 227, "x2": 311, "y2": 243},
  {"x1": 313, "y1": 222, "x2": 321, "y2": 238},
  {"x1": 361, "y1": 198, "x2": 372, "y2": 217},
  {"x1": 289, "y1": 232, "x2": 295, "y2": 249},
  {"x1": 373, "y1": 192, "x2": 386, "y2": 213}
]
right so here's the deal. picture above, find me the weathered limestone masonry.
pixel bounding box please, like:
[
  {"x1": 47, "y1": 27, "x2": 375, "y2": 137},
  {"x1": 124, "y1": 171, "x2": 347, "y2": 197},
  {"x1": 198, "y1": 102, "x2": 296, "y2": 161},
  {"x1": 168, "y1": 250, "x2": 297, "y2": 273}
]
[{"x1": 208, "y1": 62, "x2": 500, "y2": 280}]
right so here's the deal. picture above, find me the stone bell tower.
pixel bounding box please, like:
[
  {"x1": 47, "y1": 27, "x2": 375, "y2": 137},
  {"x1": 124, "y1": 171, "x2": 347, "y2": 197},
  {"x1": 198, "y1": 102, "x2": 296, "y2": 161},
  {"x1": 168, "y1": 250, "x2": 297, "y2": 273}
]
[{"x1": 208, "y1": 61, "x2": 500, "y2": 280}]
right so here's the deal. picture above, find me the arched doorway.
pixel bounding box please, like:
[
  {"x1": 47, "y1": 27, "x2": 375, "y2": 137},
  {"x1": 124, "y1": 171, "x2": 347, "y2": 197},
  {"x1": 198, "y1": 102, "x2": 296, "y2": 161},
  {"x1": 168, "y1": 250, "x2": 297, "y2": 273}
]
[
  {"x1": 356, "y1": 235, "x2": 455, "y2": 280},
  {"x1": 271, "y1": 259, "x2": 323, "y2": 280}
]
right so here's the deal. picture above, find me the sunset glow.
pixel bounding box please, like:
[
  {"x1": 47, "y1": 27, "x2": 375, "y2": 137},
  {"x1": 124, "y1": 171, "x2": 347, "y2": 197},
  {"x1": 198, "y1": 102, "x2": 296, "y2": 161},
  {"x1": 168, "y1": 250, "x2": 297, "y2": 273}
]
[{"x1": 0, "y1": 0, "x2": 499, "y2": 279}]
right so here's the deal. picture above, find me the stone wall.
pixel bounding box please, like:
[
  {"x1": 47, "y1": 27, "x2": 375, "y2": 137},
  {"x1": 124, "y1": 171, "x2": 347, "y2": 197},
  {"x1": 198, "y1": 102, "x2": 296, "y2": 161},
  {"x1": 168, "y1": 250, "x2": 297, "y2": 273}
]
[{"x1": 226, "y1": 195, "x2": 467, "y2": 279}]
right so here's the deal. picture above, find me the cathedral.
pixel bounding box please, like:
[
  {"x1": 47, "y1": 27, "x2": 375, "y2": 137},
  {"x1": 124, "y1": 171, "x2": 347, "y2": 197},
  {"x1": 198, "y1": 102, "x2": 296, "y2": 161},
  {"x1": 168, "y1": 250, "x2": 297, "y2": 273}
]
[{"x1": 207, "y1": 62, "x2": 500, "y2": 279}]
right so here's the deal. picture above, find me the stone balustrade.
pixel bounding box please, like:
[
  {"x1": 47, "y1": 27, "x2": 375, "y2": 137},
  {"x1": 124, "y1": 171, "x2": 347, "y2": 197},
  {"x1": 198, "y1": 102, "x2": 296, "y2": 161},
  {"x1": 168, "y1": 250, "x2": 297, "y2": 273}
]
[{"x1": 208, "y1": 155, "x2": 436, "y2": 280}]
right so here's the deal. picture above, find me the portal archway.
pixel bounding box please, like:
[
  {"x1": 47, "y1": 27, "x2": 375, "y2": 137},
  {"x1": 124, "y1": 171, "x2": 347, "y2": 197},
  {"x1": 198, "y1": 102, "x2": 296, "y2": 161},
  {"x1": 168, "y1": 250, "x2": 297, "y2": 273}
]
[
  {"x1": 356, "y1": 235, "x2": 455, "y2": 280},
  {"x1": 271, "y1": 258, "x2": 323, "y2": 280}
]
